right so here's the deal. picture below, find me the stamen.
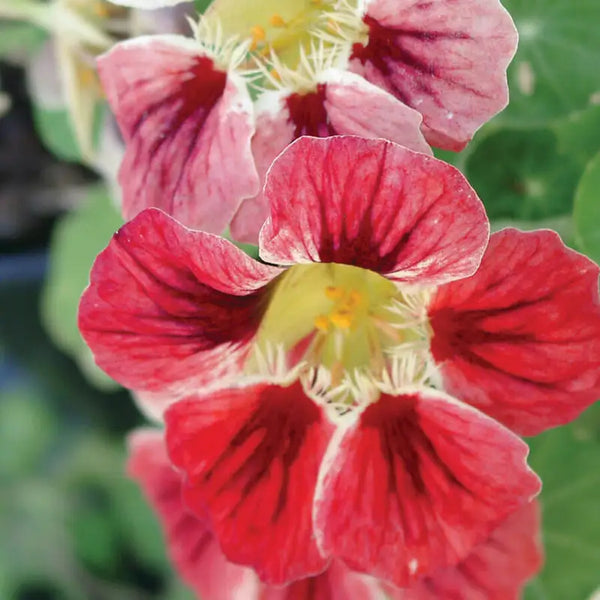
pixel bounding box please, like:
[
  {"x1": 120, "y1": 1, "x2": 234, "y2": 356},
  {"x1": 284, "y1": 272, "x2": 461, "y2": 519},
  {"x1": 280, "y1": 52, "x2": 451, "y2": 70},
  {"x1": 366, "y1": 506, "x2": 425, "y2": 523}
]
[{"x1": 269, "y1": 14, "x2": 287, "y2": 27}]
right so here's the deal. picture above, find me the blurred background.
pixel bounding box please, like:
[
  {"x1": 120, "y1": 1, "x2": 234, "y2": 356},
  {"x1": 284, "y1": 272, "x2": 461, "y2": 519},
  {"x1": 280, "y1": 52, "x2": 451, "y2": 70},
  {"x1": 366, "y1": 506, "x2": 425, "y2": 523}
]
[{"x1": 0, "y1": 0, "x2": 599, "y2": 598}]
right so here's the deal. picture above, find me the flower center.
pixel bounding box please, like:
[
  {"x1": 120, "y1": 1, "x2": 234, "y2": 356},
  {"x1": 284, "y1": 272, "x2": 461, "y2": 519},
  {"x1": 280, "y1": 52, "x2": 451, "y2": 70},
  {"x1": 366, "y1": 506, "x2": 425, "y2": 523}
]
[{"x1": 250, "y1": 263, "x2": 435, "y2": 412}]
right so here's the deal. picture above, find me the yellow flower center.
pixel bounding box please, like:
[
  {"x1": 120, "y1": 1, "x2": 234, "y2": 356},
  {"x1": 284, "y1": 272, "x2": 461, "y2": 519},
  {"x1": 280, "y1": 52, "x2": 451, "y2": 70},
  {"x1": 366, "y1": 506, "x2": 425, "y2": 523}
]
[{"x1": 250, "y1": 263, "x2": 434, "y2": 412}]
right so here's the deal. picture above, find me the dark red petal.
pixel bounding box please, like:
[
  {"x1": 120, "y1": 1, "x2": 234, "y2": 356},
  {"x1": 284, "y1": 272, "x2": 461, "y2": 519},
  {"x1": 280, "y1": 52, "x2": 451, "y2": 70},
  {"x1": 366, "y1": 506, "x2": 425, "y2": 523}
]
[
  {"x1": 315, "y1": 390, "x2": 540, "y2": 588},
  {"x1": 165, "y1": 382, "x2": 334, "y2": 584},
  {"x1": 259, "y1": 136, "x2": 488, "y2": 286},
  {"x1": 78, "y1": 209, "x2": 280, "y2": 401},
  {"x1": 350, "y1": 0, "x2": 518, "y2": 150},
  {"x1": 127, "y1": 430, "x2": 260, "y2": 599},
  {"x1": 98, "y1": 36, "x2": 259, "y2": 233},
  {"x1": 430, "y1": 228, "x2": 600, "y2": 436},
  {"x1": 230, "y1": 72, "x2": 430, "y2": 244},
  {"x1": 392, "y1": 502, "x2": 543, "y2": 600}
]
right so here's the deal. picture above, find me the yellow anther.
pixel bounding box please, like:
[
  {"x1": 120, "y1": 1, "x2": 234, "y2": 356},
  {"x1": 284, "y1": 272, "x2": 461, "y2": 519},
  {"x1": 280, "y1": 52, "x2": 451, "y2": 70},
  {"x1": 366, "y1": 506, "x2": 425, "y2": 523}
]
[
  {"x1": 270, "y1": 68, "x2": 281, "y2": 81},
  {"x1": 325, "y1": 286, "x2": 345, "y2": 301},
  {"x1": 93, "y1": 2, "x2": 110, "y2": 18},
  {"x1": 347, "y1": 290, "x2": 363, "y2": 308},
  {"x1": 250, "y1": 25, "x2": 266, "y2": 50},
  {"x1": 314, "y1": 315, "x2": 331, "y2": 332},
  {"x1": 330, "y1": 310, "x2": 353, "y2": 330},
  {"x1": 270, "y1": 14, "x2": 287, "y2": 27}
]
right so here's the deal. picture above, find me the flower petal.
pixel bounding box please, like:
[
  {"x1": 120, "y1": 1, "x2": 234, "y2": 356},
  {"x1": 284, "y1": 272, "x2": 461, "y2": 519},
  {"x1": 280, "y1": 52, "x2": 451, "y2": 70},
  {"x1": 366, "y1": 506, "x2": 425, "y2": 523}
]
[
  {"x1": 429, "y1": 228, "x2": 600, "y2": 436},
  {"x1": 314, "y1": 389, "x2": 540, "y2": 588},
  {"x1": 127, "y1": 429, "x2": 260, "y2": 600},
  {"x1": 393, "y1": 501, "x2": 543, "y2": 600},
  {"x1": 98, "y1": 35, "x2": 259, "y2": 233},
  {"x1": 231, "y1": 70, "x2": 430, "y2": 244},
  {"x1": 105, "y1": 0, "x2": 191, "y2": 8},
  {"x1": 259, "y1": 136, "x2": 488, "y2": 286},
  {"x1": 166, "y1": 382, "x2": 334, "y2": 584},
  {"x1": 350, "y1": 0, "x2": 518, "y2": 150},
  {"x1": 262, "y1": 560, "x2": 385, "y2": 600},
  {"x1": 78, "y1": 209, "x2": 280, "y2": 402}
]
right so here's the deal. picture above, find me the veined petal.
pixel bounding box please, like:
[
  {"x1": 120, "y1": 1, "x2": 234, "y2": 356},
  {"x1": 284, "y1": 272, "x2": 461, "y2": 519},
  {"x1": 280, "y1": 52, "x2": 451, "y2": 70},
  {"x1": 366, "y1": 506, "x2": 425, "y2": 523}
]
[
  {"x1": 429, "y1": 228, "x2": 600, "y2": 436},
  {"x1": 262, "y1": 560, "x2": 386, "y2": 600},
  {"x1": 393, "y1": 502, "x2": 543, "y2": 600},
  {"x1": 127, "y1": 430, "x2": 260, "y2": 600},
  {"x1": 78, "y1": 209, "x2": 280, "y2": 403},
  {"x1": 350, "y1": 0, "x2": 518, "y2": 150},
  {"x1": 231, "y1": 71, "x2": 430, "y2": 244},
  {"x1": 98, "y1": 35, "x2": 259, "y2": 234},
  {"x1": 259, "y1": 136, "x2": 488, "y2": 286},
  {"x1": 314, "y1": 389, "x2": 540, "y2": 588},
  {"x1": 166, "y1": 382, "x2": 334, "y2": 584}
]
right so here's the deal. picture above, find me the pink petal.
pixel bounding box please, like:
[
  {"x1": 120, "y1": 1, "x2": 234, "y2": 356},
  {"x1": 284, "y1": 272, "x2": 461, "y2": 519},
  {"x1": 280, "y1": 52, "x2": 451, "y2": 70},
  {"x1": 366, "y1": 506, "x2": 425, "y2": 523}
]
[
  {"x1": 259, "y1": 136, "x2": 488, "y2": 285},
  {"x1": 127, "y1": 430, "x2": 260, "y2": 600},
  {"x1": 350, "y1": 0, "x2": 518, "y2": 150},
  {"x1": 98, "y1": 36, "x2": 259, "y2": 233},
  {"x1": 262, "y1": 560, "x2": 384, "y2": 600},
  {"x1": 393, "y1": 502, "x2": 543, "y2": 600},
  {"x1": 314, "y1": 390, "x2": 540, "y2": 588},
  {"x1": 429, "y1": 228, "x2": 600, "y2": 436},
  {"x1": 231, "y1": 70, "x2": 430, "y2": 244},
  {"x1": 165, "y1": 382, "x2": 334, "y2": 584},
  {"x1": 78, "y1": 209, "x2": 280, "y2": 403}
]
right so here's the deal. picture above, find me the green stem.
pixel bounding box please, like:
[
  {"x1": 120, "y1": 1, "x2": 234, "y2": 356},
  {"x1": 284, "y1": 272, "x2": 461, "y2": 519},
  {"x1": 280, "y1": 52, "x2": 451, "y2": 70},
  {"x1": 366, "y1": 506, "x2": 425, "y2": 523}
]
[{"x1": 0, "y1": 0, "x2": 53, "y2": 29}]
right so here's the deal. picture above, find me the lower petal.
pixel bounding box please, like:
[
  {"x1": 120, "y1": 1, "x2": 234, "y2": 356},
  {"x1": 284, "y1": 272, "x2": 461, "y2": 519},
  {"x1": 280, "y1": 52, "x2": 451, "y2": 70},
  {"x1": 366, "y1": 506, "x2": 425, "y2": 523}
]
[
  {"x1": 429, "y1": 228, "x2": 600, "y2": 435},
  {"x1": 314, "y1": 389, "x2": 540, "y2": 588},
  {"x1": 165, "y1": 382, "x2": 334, "y2": 584},
  {"x1": 127, "y1": 429, "x2": 261, "y2": 600}
]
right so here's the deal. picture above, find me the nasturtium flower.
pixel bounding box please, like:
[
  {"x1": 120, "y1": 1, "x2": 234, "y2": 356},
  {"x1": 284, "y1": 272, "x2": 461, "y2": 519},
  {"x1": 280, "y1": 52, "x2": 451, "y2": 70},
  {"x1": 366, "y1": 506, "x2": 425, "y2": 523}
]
[
  {"x1": 128, "y1": 429, "x2": 543, "y2": 599},
  {"x1": 98, "y1": 0, "x2": 517, "y2": 239},
  {"x1": 79, "y1": 136, "x2": 600, "y2": 585}
]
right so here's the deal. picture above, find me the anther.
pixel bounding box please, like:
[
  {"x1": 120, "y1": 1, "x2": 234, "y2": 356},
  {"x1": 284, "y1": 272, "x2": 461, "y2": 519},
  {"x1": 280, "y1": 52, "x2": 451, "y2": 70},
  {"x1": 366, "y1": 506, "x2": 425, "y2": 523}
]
[
  {"x1": 269, "y1": 14, "x2": 287, "y2": 27},
  {"x1": 325, "y1": 286, "x2": 344, "y2": 301},
  {"x1": 250, "y1": 25, "x2": 266, "y2": 50},
  {"x1": 314, "y1": 315, "x2": 330, "y2": 332},
  {"x1": 330, "y1": 311, "x2": 353, "y2": 329}
]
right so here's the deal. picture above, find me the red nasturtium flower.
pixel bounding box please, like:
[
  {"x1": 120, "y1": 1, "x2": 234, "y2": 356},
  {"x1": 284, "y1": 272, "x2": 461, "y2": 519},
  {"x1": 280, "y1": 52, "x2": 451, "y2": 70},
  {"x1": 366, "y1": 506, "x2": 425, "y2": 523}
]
[
  {"x1": 128, "y1": 429, "x2": 543, "y2": 599},
  {"x1": 79, "y1": 136, "x2": 600, "y2": 585},
  {"x1": 98, "y1": 0, "x2": 517, "y2": 239}
]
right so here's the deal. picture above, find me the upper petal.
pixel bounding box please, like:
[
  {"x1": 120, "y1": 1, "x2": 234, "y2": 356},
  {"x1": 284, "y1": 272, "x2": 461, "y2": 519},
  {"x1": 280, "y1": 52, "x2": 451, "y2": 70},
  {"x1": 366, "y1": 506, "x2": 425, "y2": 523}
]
[
  {"x1": 429, "y1": 228, "x2": 600, "y2": 436},
  {"x1": 314, "y1": 389, "x2": 540, "y2": 588},
  {"x1": 78, "y1": 209, "x2": 280, "y2": 405},
  {"x1": 350, "y1": 0, "x2": 518, "y2": 150},
  {"x1": 127, "y1": 429, "x2": 261, "y2": 600},
  {"x1": 230, "y1": 71, "x2": 430, "y2": 244},
  {"x1": 259, "y1": 136, "x2": 488, "y2": 286},
  {"x1": 394, "y1": 501, "x2": 543, "y2": 600},
  {"x1": 98, "y1": 35, "x2": 259, "y2": 234},
  {"x1": 165, "y1": 382, "x2": 334, "y2": 584}
]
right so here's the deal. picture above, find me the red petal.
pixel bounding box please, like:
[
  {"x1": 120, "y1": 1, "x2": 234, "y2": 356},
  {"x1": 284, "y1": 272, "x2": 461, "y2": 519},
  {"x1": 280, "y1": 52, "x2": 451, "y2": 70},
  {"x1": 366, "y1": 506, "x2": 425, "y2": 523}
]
[
  {"x1": 315, "y1": 390, "x2": 540, "y2": 588},
  {"x1": 231, "y1": 71, "x2": 430, "y2": 244},
  {"x1": 350, "y1": 0, "x2": 518, "y2": 150},
  {"x1": 165, "y1": 382, "x2": 334, "y2": 584},
  {"x1": 98, "y1": 36, "x2": 259, "y2": 233},
  {"x1": 78, "y1": 209, "x2": 280, "y2": 402},
  {"x1": 429, "y1": 228, "x2": 600, "y2": 435},
  {"x1": 393, "y1": 502, "x2": 543, "y2": 600},
  {"x1": 127, "y1": 430, "x2": 260, "y2": 600},
  {"x1": 259, "y1": 136, "x2": 488, "y2": 285}
]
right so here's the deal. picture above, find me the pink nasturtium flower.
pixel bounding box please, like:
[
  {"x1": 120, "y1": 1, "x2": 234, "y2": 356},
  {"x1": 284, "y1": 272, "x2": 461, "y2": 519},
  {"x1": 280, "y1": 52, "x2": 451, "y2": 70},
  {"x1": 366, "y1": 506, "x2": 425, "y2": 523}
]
[
  {"x1": 128, "y1": 428, "x2": 543, "y2": 600},
  {"x1": 79, "y1": 136, "x2": 600, "y2": 586},
  {"x1": 98, "y1": 0, "x2": 517, "y2": 239}
]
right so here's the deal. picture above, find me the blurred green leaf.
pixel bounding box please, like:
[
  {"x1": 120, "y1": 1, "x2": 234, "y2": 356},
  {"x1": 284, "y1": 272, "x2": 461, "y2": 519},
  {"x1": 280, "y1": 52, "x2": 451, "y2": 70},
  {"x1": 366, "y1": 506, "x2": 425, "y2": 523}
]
[
  {"x1": 465, "y1": 127, "x2": 580, "y2": 221},
  {"x1": 501, "y1": 0, "x2": 600, "y2": 126},
  {"x1": 554, "y1": 104, "x2": 600, "y2": 169},
  {"x1": 41, "y1": 184, "x2": 123, "y2": 390},
  {"x1": 32, "y1": 106, "x2": 82, "y2": 162},
  {"x1": 0, "y1": 21, "x2": 46, "y2": 57},
  {"x1": 194, "y1": 0, "x2": 213, "y2": 13},
  {"x1": 573, "y1": 151, "x2": 600, "y2": 262}
]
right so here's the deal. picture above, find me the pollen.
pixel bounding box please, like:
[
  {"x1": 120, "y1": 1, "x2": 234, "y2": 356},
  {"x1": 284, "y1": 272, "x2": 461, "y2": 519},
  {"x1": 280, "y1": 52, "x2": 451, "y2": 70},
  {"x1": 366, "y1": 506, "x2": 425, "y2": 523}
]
[
  {"x1": 325, "y1": 286, "x2": 345, "y2": 301},
  {"x1": 330, "y1": 310, "x2": 354, "y2": 330},
  {"x1": 250, "y1": 25, "x2": 267, "y2": 50},
  {"x1": 270, "y1": 14, "x2": 287, "y2": 27},
  {"x1": 314, "y1": 315, "x2": 331, "y2": 332}
]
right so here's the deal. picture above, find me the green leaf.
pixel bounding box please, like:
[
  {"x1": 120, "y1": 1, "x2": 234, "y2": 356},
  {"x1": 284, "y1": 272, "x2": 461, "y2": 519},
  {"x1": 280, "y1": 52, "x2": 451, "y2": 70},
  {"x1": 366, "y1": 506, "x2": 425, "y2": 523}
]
[
  {"x1": 500, "y1": 0, "x2": 600, "y2": 126},
  {"x1": 0, "y1": 21, "x2": 46, "y2": 57},
  {"x1": 554, "y1": 104, "x2": 600, "y2": 169},
  {"x1": 32, "y1": 106, "x2": 83, "y2": 162},
  {"x1": 573, "y1": 151, "x2": 600, "y2": 262},
  {"x1": 41, "y1": 185, "x2": 123, "y2": 390},
  {"x1": 194, "y1": 0, "x2": 213, "y2": 13},
  {"x1": 524, "y1": 410, "x2": 600, "y2": 600},
  {"x1": 464, "y1": 127, "x2": 580, "y2": 222}
]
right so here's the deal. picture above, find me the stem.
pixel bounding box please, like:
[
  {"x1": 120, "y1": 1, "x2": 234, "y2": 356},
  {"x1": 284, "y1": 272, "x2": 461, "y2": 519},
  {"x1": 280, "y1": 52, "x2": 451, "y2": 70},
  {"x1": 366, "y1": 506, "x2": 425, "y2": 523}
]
[{"x1": 0, "y1": 0, "x2": 53, "y2": 30}]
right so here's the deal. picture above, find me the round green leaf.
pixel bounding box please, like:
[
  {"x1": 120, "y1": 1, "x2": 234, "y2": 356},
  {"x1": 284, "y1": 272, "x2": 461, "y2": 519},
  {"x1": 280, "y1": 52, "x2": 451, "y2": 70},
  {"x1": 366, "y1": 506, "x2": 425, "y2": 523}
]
[
  {"x1": 573, "y1": 151, "x2": 600, "y2": 262},
  {"x1": 41, "y1": 185, "x2": 123, "y2": 390},
  {"x1": 501, "y1": 0, "x2": 600, "y2": 126}
]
